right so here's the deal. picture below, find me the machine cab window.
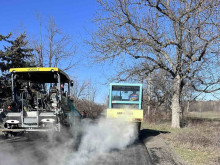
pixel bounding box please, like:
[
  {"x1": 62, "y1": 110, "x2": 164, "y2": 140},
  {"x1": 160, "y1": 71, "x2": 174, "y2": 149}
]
[
  {"x1": 112, "y1": 86, "x2": 140, "y2": 101},
  {"x1": 109, "y1": 83, "x2": 142, "y2": 110}
]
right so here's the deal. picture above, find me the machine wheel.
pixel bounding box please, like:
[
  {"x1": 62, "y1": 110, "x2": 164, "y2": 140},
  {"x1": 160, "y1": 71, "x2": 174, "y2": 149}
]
[
  {"x1": 136, "y1": 122, "x2": 141, "y2": 140},
  {"x1": 136, "y1": 122, "x2": 141, "y2": 133}
]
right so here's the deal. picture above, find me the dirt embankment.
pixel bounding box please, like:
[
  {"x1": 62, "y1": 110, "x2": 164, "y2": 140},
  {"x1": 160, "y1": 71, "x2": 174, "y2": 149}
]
[
  {"x1": 140, "y1": 129, "x2": 186, "y2": 165},
  {"x1": 142, "y1": 118, "x2": 220, "y2": 165}
]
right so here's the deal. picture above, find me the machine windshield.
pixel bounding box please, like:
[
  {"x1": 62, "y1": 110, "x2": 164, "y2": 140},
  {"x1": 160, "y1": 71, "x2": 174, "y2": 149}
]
[
  {"x1": 10, "y1": 71, "x2": 71, "y2": 112},
  {"x1": 112, "y1": 86, "x2": 140, "y2": 101}
]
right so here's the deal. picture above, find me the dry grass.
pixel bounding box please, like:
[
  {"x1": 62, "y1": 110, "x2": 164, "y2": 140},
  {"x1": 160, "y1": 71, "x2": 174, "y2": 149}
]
[
  {"x1": 187, "y1": 111, "x2": 220, "y2": 120},
  {"x1": 173, "y1": 146, "x2": 219, "y2": 165},
  {"x1": 142, "y1": 121, "x2": 220, "y2": 165}
]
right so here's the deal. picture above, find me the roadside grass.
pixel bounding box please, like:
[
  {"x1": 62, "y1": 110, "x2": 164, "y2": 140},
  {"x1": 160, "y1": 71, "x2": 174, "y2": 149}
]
[
  {"x1": 173, "y1": 146, "x2": 218, "y2": 165},
  {"x1": 187, "y1": 111, "x2": 220, "y2": 120},
  {"x1": 142, "y1": 119, "x2": 220, "y2": 165}
]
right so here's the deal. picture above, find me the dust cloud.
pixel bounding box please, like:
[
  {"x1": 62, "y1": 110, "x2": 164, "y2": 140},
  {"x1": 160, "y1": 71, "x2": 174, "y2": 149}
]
[{"x1": 0, "y1": 118, "x2": 138, "y2": 165}]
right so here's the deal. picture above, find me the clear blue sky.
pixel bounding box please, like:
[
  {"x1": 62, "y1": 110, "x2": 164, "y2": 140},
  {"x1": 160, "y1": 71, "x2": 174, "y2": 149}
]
[
  {"x1": 0, "y1": 0, "x2": 219, "y2": 102},
  {"x1": 0, "y1": 0, "x2": 114, "y2": 103}
]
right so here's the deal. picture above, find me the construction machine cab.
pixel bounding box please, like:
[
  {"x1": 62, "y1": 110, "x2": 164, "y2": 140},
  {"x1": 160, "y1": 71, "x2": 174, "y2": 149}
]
[
  {"x1": 110, "y1": 84, "x2": 142, "y2": 109},
  {"x1": 2, "y1": 67, "x2": 80, "y2": 134},
  {"x1": 107, "y1": 83, "x2": 143, "y2": 125}
]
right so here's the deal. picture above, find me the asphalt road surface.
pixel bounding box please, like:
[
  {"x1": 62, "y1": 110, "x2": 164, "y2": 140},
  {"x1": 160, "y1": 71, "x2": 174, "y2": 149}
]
[
  {"x1": 90, "y1": 141, "x2": 152, "y2": 165},
  {"x1": 0, "y1": 132, "x2": 152, "y2": 165}
]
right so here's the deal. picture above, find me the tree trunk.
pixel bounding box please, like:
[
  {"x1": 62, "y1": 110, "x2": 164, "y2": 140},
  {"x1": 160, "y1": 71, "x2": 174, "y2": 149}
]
[
  {"x1": 147, "y1": 73, "x2": 151, "y2": 116},
  {"x1": 171, "y1": 75, "x2": 181, "y2": 128},
  {"x1": 186, "y1": 100, "x2": 190, "y2": 113}
]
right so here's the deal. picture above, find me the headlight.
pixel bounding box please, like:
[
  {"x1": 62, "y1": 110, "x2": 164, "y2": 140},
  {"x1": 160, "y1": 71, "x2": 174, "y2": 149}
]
[
  {"x1": 6, "y1": 120, "x2": 19, "y2": 124},
  {"x1": 41, "y1": 118, "x2": 55, "y2": 123}
]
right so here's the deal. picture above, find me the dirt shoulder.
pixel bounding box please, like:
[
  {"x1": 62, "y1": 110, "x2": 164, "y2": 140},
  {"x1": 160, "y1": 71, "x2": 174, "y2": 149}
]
[
  {"x1": 141, "y1": 120, "x2": 220, "y2": 165},
  {"x1": 140, "y1": 129, "x2": 186, "y2": 165}
]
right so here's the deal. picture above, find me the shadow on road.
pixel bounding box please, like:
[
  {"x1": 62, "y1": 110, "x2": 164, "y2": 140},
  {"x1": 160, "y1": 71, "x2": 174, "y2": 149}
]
[{"x1": 139, "y1": 129, "x2": 170, "y2": 141}]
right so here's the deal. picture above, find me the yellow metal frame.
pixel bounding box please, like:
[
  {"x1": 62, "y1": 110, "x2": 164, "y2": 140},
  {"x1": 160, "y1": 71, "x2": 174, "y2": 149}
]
[
  {"x1": 106, "y1": 108, "x2": 143, "y2": 122},
  {"x1": 9, "y1": 67, "x2": 70, "y2": 81},
  {"x1": 9, "y1": 67, "x2": 59, "y2": 72}
]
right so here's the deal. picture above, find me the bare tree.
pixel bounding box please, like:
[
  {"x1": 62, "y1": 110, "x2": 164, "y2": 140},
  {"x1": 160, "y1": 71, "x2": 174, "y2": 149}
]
[
  {"x1": 85, "y1": 79, "x2": 97, "y2": 102},
  {"x1": 71, "y1": 77, "x2": 90, "y2": 100},
  {"x1": 89, "y1": 0, "x2": 220, "y2": 128},
  {"x1": 34, "y1": 13, "x2": 44, "y2": 67},
  {"x1": 70, "y1": 77, "x2": 100, "y2": 118},
  {"x1": 31, "y1": 15, "x2": 77, "y2": 70},
  {"x1": 71, "y1": 77, "x2": 97, "y2": 104},
  {"x1": 142, "y1": 69, "x2": 173, "y2": 117}
]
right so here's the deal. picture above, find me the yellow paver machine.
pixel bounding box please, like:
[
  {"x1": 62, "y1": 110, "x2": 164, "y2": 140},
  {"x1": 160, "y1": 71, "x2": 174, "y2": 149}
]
[
  {"x1": 1, "y1": 67, "x2": 81, "y2": 136},
  {"x1": 106, "y1": 83, "x2": 143, "y2": 130}
]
